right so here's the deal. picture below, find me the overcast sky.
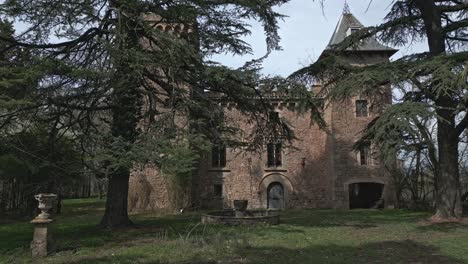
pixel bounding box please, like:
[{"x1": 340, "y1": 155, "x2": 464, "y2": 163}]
[
  {"x1": 8, "y1": 0, "x2": 428, "y2": 77},
  {"x1": 211, "y1": 0, "x2": 428, "y2": 77}
]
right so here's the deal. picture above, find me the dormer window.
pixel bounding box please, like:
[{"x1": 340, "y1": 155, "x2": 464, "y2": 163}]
[{"x1": 347, "y1": 27, "x2": 360, "y2": 36}]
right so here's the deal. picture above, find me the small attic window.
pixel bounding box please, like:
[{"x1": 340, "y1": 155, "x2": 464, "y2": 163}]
[{"x1": 347, "y1": 27, "x2": 360, "y2": 36}]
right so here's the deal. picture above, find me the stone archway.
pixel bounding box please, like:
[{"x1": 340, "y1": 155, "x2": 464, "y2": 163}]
[
  {"x1": 349, "y1": 182, "x2": 385, "y2": 209},
  {"x1": 343, "y1": 178, "x2": 392, "y2": 209},
  {"x1": 259, "y1": 173, "x2": 293, "y2": 209}
]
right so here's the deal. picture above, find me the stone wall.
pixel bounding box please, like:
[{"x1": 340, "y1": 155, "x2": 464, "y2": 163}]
[
  {"x1": 329, "y1": 96, "x2": 394, "y2": 209},
  {"x1": 194, "y1": 101, "x2": 335, "y2": 210},
  {"x1": 128, "y1": 165, "x2": 172, "y2": 212},
  {"x1": 128, "y1": 90, "x2": 395, "y2": 211},
  {"x1": 126, "y1": 12, "x2": 398, "y2": 212},
  {"x1": 127, "y1": 53, "x2": 396, "y2": 212},
  {"x1": 328, "y1": 52, "x2": 396, "y2": 209}
]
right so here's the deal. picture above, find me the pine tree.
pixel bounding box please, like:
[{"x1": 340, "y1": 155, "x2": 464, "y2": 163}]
[
  {"x1": 0, "y1": 18, "x2": 39, "y2": 131},
  {"x1": 294, "y1": 0, "x2": 467, "y2": 221},
  {"x1": 0, "y1": 0, "x2": 290, "y2": 227}
]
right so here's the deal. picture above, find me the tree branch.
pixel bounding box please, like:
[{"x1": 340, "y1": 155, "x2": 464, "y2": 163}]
[
  {"x1": 456, "y1": 113, "x2": 468, "y2": 136},
  {"x1": 443, "y1": 18, "x2": 468, "y2": 34},
  {"x1": 0, "y1": 28, "x2": 104, "y2": 50},
  {"x1": 437, "y1": 3, "x2": 468, "y2": 12}
]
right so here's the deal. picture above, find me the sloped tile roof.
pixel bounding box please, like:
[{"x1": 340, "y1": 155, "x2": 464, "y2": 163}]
[{"x1": 325, "y1": 13, "x2": 397, "y2": 52}]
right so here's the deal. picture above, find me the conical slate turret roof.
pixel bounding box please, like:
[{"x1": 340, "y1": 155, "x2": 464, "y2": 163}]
[{"x1": 324, "y1": 11, "x2": 397, "y2": 53}]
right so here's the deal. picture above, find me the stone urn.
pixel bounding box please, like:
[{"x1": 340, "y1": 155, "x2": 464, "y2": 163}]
[
  {"x1": 34, "y1": 193, "x2": 58, "y2": 219},
  {"x1": 233, "y1": 200, "x2": 248, "y2": 212}
]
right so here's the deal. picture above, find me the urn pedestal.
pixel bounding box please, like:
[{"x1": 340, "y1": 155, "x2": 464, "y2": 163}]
[
  {"x1": 30, "y1": 218, "x2": 54, "y2": 257},
  {"x1": 31, "y1": 193, "x2": 57, "y2": 257}
]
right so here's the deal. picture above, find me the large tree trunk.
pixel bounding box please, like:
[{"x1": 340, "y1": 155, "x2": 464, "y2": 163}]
[
  {"x1": 98, "y1": 2, "x2": 142, "y2": 228},
  {"x1": 415, "y1": 0, "x2": 463, "y2": 220},
  {"x1": 433, "y1": 110, "x2": 463, "y2": 220},
  {"x1": 98, "y1": 71, "x2": 140, "y2": 228},
  {"x1": 99, "y1": 92, "x2": 139, "y2": 228},
  {"x1": 100, "y1": 167, "x2": 132, "y2": 227},
  {"x1": 0, "y1": 180, "x2": 5, "y2": 214}
]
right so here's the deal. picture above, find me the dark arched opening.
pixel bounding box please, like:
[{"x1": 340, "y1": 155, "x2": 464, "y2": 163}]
[
  {"x1": 267, "y1": 182, "x2": 284, "y2": 209},
  {"x1": 349, "y1": 182, "x2": 384, "y2": 209}
]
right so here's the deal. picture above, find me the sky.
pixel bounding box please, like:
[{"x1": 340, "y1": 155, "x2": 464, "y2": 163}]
[
  {"x1": 8, "y1": 0, "x2": 428, "y2": 77},
  {"x1": 211, "y1": 0, "x2": 428, "y2": 77}
]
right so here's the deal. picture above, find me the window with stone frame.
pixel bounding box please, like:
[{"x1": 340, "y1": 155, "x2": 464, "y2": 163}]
[
  {"x1": 268, "y1": 111, "x2": 280, "y2": 123},
  {"x1": 356, "y1": 99, "x2": 368, "y2": 117},
  {"x1": 211, "y1": 144, "x2": 226, "y2": 168},
  {"x1": 213, "y1": 184, "x2": 223, "y2": 198},
  {"x1": 359, "y1": 142, "x2": 371, "y2": 166},
  {"x1": 267, "y1": 142, "x2": 282, "y2": 167}
]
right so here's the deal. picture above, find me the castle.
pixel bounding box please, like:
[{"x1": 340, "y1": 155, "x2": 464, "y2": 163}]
[{"x1": 128, "y1": 10, "x2": 398, "y2": 211}]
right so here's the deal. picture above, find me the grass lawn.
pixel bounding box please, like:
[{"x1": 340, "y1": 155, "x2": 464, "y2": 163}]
[{"x1": 1, "y1": 198, "x2": 467, "y2": 264}]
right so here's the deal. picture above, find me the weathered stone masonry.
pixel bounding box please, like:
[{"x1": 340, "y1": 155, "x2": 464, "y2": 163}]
[{"x1": 128, "y1": 11, "x2": 398, "y2": 212}]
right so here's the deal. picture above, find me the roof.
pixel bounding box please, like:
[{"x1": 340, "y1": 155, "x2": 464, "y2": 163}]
[{"x1": 324, "y1": 12, "x2": 397, "y2": 53}]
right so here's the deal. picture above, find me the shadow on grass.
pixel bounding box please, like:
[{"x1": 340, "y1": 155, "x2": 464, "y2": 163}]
[
  {"x1": 0, "y1": 198, "x2": 105, "y2": 253},
  {"x1": 0, "y1": 209, "x2": 202, "y2": 255},
  {"x1": 48, "y1": 239, "x2": 463, "y2": 264},
  {"x1": 234, "y1": 239, "x2": 464, "y2": 264},
  {"x1": 51, "y1": 213, "x2": 208, "y2": 252},
  {"x1": 2, "y1": 199, "x2": 462, "y2": 264},
  {"x1": 416, "y1": 221, "x2": 468, "y2": 233},
  {"x1": 280, "y1": 209, "x2": 429, "y2": 229},
  {"x1": 0, "y1": 207, "x2": 430, "y2": 254},
  {"x1": 58, "y1": 197, "x2": 106, "y2": 217},
  {"x1": 63, "y1": 254, "x2": 218, "y2": 264}
]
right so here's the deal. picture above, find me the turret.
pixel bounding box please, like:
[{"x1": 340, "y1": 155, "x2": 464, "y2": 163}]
[{"x1": 318, "y1": 7, "x2": 398, "y2": 65}]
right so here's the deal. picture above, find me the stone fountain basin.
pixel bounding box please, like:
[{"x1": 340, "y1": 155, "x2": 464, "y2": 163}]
[{"x1": 201, "y1": 210, "x2": 279, "y2": 225}]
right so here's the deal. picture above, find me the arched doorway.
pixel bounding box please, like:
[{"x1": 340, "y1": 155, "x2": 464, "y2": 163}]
[
  {"x1": 267, "y1": 182, "x2": 284, "y2": 209},
  {"x1": 349, "y1": 182, "x2": 384, "y2": 209}
]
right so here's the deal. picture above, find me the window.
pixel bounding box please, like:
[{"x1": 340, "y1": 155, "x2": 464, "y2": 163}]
[
  {"x1": 267, "y1": 143, "x2": 282, "y2": 167},
  {"x1": 215, "y1": 110, "x2": 225, "y2": 123},
  {"x1": 213, "y1": 184, "x2": 223, "y2": 198},
  {"x1": 268, "y1": 111, "x2": 280, "y2": 123},
  {"x1": 356, "y1": 100, "x2": 368, "y2": 117},
  {"x1": 359, "y1": 143, "x2": 371, "y2": 166},
  {"x1": 211, "y1": 145, "x2": 226, "y2": 168},
  {"x1": 348, "y1": 27, "x2": 360, "y2": 36}
]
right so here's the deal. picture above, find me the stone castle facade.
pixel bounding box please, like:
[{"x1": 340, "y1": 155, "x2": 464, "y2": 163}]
[{"x1": 128, "y1": 11, "x2": 398, "y2": 212}]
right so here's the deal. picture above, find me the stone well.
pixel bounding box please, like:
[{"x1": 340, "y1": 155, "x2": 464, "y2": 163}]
[{"x1": 201, "y1": 200, "x2": 279, "y2": 225}]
